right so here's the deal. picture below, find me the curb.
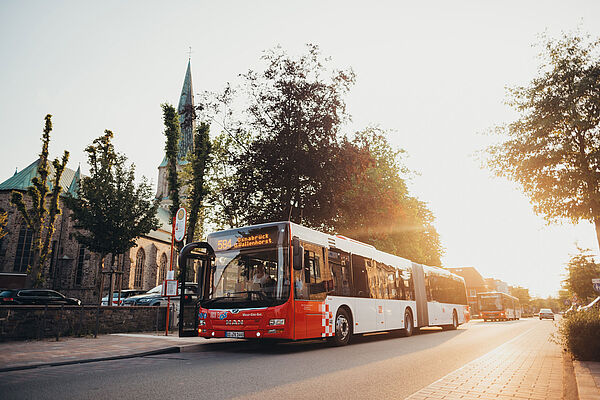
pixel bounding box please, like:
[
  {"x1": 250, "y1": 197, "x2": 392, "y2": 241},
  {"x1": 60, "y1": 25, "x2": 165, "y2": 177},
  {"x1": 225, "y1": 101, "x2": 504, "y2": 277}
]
[
  {"x1": 0, "y1": 345, "x2": 182, "y2": 373},
  {"x1": 573, "y1": 360, "x2": 600, "y2": 400}
]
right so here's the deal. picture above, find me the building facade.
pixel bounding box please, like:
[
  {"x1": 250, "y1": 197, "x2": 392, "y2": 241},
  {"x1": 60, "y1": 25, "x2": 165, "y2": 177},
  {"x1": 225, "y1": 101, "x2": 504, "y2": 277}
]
[{"x1": 0, "y1": 61, "x2": 195, "y2": 303}]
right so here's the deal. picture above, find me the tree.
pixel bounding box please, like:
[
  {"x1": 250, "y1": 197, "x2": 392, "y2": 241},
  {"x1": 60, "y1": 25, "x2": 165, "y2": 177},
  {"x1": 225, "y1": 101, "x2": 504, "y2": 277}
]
[
  {"x1": 199, "y1": 45, "x2": 443, "y2": 265},
  {"x1": 336, "y1": 127, "x2": 444, "y2": 265},
  {"x1": 509, "y1": 286, "x2": 531, "y2": 307},
  {"x1": 184, "y1": 122, "x2": 211, "y2": 243},
  {"x1": 210, "y1": 44, "x2": 355, "y2": 228},
  {"x1": 11, "y1": 114, "x2": 69, "y2": 287},
  {"x1": 563, "y1": 247, "x2": 600, "y2": 303},
  {"x1": 65, "y1": 130, "x2": 159, "y2": 300},
  {"x1": 486, "y1": 32, "x2": 600, "y2": 249},
  {"x1": 162, "y1": 103, "x2": 182, "y2": 221}
]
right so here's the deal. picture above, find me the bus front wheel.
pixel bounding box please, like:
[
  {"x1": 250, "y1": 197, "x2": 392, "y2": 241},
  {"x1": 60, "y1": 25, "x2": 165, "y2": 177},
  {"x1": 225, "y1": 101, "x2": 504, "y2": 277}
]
[{"x1": 332, "y1": 308, "x2": 352, "y2": 346}]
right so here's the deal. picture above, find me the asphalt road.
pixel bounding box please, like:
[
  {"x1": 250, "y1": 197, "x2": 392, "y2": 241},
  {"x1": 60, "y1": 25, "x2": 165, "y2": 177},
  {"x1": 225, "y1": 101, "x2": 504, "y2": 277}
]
[{"x1": 0, "y1": 318, "x2": 555, "y2": 400}]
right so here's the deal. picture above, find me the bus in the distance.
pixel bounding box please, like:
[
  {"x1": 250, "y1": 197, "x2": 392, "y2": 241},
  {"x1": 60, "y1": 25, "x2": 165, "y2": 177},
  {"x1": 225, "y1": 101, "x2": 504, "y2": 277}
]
[
  {"x1": 182, "y1": 221, "x2": 469, "y2": 346},
  {"x1": 478, "y1": 292, "x2": 521, "y2": 321}
]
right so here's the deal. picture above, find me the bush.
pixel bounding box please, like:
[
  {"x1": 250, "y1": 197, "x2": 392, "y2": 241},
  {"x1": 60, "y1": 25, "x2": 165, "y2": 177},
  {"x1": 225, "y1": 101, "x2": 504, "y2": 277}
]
[{"x1": 557, "y1": 309, "x2": 600, "y2": 361}]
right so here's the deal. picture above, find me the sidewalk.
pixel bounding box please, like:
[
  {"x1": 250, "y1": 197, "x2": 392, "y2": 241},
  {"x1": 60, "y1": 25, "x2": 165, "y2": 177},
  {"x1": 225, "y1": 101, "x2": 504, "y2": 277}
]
[
  {"x1": 0, "y1": 332, "x2": 221, "y2": 372},
  {"x1": 406, "y1": 322, "x2": 600, "y2": 400},
  {"x1": 574, "y1": 360, "x2": 600, "y2": 400}
]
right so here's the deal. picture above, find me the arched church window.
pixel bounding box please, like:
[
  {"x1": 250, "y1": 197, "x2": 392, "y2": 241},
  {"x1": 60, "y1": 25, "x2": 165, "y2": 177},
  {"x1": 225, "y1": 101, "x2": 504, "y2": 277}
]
[
  {"x1": 14, "y1": 223, "x2": 33, "y2": 273},
  {"x1": 158, "y1": 253, "x2": 167, "y2": 285},
  {"x1": 134, "y1": 248, "x2": 145, "y2": 288}
]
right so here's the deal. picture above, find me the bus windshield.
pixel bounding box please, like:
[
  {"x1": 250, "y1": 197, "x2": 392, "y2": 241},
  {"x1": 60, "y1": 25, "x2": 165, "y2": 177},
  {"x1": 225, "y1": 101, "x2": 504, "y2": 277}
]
[
  {"x1": 202, "y1": 246, "x2": 290, "y2": 309},
  {"x1": 479, "y1": 294, "x2": 502, "y2": 311}
]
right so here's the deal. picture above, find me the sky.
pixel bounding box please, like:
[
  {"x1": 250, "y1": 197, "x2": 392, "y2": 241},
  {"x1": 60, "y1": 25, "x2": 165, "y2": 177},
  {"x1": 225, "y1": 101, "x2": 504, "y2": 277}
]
[{"x1": 1, "y1": 0, "x2": 600, "y2": 298}]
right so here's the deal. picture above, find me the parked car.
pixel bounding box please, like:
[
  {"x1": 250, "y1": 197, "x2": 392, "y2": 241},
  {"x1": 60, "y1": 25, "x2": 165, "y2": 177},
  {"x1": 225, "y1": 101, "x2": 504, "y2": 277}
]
[
  {"x1": 538, "y1": 308, "x2": 555, "y2": 320},
  {"x1": 122, "y1": 283, "x2": 198, "y2": 307},
  {"x1": 578, "y1": 296, "x2": 600, "y2": 312},
  {"x1": 101, "y1": 289, "x2": 147, "y2": 306},
  {"x1": 0, "y1": 289, "x2": 81, "y2": 306}
]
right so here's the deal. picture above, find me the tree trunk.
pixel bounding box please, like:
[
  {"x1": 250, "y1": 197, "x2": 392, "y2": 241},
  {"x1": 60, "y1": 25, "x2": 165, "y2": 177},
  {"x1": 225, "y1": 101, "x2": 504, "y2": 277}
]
[
  {"x1": 25, "y1": 230, "x2": 42, "y2": 288},
  {"x1": 594, "y1": 216, "x2": 600, "y2": 253}
]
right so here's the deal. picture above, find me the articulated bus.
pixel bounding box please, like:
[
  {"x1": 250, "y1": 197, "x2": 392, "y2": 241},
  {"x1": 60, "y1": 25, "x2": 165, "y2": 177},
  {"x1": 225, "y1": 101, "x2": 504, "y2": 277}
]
[
  {"x1": 182, "y1": 221, "x2": 469, "y2": 346},
  {"x1": 478, "y1": 292, "x2": 521, "y2": 321}
]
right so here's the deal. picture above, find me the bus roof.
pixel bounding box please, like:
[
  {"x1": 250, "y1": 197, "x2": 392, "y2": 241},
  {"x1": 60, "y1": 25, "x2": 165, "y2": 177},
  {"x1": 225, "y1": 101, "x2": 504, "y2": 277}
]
[{"x1": 207, "y1": 221, "x2": 463, "y2": 281}]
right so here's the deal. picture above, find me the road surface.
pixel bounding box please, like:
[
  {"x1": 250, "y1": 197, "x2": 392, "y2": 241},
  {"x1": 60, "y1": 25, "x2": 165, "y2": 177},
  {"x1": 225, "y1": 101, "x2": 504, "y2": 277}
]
[{"x1": 0, "y1": 318, "x2": 558, "y2": 399}]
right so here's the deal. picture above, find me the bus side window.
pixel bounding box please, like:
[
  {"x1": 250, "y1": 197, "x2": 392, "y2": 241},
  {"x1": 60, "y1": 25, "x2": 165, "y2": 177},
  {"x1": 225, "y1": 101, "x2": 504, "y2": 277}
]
[
  {"x1": 329, "y1": 249, "x2": 351, "y2": 297},
  {"x1": 351, "y1": 254, "x2": 370, "y2": 298},
  {"x1": 303, "y1": 244, "x2": 328, "y2": 301}
]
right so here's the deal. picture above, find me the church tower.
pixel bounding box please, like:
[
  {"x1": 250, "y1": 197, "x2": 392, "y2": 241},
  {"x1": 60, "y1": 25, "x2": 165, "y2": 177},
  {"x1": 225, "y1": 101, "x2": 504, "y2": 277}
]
[{"x1": 156, "y1": 60, "x2": 196, "y2": 200}]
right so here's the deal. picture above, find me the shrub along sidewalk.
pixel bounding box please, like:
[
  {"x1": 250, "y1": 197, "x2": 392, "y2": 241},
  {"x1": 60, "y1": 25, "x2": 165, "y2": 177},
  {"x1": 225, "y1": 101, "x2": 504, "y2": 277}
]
[{"x1": 557, "y1": 309, "x2": 600, "y2": 361}]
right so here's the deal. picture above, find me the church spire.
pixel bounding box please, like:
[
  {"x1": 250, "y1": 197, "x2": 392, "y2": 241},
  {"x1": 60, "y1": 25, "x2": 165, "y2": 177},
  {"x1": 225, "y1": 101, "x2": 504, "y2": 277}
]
[{"x1": 177, "y1": 59, "x2": 195, "y2": 161}]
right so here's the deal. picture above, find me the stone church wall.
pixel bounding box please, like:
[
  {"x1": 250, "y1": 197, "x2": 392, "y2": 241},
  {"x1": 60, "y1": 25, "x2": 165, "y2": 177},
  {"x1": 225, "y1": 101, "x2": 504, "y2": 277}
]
[{"x1": 0, "y1": 191, "x2": 173, "y2": 304}]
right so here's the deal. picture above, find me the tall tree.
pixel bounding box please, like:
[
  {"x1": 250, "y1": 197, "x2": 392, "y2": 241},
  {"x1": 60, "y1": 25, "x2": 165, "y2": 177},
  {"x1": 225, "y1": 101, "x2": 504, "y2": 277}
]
[
  {"x1": 486, "y1": 32, "x2": 600, "y2": 249},
  {"x1": 65, "y1": 130, "x2": 159, "y2": 300},
  {"x1": 11, "y1": 114, "x2": 69, "y2": 287},
  {"x1": 184, "y1": 122, "x2": 212, "y2": 243},
  {"x1": 214, "y1": 44, "x2": 355, "y2": 228},
  {"x1": 162, "y1": 103, "x2": 182, "y2": 220},
  {"x1": 336, "y1": 127, "x2": 444, "y2": 265},
  {"x1": 563, "y1": 248, "x2": 600, "y2": 303}
]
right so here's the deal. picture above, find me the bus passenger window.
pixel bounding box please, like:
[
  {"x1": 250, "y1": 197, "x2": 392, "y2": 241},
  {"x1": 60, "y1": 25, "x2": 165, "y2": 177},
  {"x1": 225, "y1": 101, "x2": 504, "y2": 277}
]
[
  {"x1": 329, "y1": 249, "x2": 351, "y2": 296},
  {"x1": 351, "y1": 255, "x2": 370, "y2": 298},
  {"x1": 298, "y1": 244, "x2": 328, "y2": 301}
]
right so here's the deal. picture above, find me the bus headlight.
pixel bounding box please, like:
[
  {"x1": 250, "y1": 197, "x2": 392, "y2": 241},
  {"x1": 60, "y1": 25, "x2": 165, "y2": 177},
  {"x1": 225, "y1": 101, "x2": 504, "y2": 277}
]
[{"x1": 269, "y1": 319, "x2": 285, "y2": 326}]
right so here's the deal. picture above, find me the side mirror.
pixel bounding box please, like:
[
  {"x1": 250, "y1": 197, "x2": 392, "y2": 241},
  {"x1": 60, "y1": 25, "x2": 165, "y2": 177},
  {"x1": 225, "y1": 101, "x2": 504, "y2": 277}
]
[{"x1": 292, "y1": 237, "x2": 304, "y2": 271}]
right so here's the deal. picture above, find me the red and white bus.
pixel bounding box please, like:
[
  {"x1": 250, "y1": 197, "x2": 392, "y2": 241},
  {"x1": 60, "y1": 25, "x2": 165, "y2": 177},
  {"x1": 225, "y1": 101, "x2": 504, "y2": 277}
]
[
  {"x1": 185, "y1": 221, "x2": 469, "y2": 345},
  {"x1": 478, "y1": 292, "x2": 521, "y2": 321}
]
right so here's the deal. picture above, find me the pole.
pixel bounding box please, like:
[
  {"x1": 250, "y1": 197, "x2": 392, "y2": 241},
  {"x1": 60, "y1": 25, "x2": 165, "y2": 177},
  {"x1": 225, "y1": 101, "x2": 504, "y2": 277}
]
[{"x1": 166, "y1": 216, "x2": 176, "y2": 336}]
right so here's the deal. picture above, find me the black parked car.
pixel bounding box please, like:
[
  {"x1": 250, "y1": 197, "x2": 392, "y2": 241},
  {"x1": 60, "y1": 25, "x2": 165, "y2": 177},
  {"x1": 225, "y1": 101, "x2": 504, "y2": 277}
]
[{"x1": 0, "y1": 289, "x2": 82, "y2": 306}]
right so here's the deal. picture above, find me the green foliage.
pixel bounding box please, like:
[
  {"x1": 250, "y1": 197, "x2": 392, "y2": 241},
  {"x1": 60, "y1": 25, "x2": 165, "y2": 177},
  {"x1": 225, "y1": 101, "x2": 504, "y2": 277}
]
[
  {"x1": 162, "y1": 103, "x2": 182, "y2": 220},
  {"x1": 510, "y1": 286, "x2": 531, "y2": 306},
  {"x1": 486, "y1": 32, "x2": 600, "y2": 248},
  {"x1": 336, "y1": 127, "x2": 443, "y2": 265},
  {"x1": 0, "y1": 210, "x2": 7, "y2": 240},
  {"x1": 199, "y1": 45, "x2": 443, "y2": 265},
  {"x1": 184, "y1": 122, "x2": 212, "y2": 243},
  {"x1": 557, "y1": 309, "x2": 600, "y2": 361},
  {"x1": 563, "y1": 248, "x2": 600, "y2": 303},
  {"x1": 65, "y1": 130, "x2": 159, "y2": 265},
  {"x1": 211, "y1": 44, "x2": 355, "y2": 228},
  {"x1": 10, "y1": 114, "x2": 69, "y2": 287}
]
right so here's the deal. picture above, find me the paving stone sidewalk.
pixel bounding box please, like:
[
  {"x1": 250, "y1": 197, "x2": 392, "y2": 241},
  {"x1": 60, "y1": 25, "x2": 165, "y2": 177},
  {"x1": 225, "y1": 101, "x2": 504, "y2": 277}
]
[
  {"x1": 574, "y1": 360, "x2": 600, "y2": 400},
  {"x1": 0, "y1": 332, "x2": 213, "y2": 371},
  {"x1": 407, "y1": 324, "x2": 564, "y2": 400}
]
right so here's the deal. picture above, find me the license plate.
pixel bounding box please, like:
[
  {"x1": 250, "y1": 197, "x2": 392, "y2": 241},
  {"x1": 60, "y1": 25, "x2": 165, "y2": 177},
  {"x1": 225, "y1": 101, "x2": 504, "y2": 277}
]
[{"x1": 225, "y1": 331, "x2": 245, "y2": 338}]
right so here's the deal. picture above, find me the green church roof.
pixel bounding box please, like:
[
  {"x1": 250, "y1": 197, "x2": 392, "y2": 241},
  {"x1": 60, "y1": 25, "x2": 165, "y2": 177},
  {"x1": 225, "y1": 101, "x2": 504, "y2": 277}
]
[{"x1": 0, "y1": 159, "x2": 79, "y2": 195}]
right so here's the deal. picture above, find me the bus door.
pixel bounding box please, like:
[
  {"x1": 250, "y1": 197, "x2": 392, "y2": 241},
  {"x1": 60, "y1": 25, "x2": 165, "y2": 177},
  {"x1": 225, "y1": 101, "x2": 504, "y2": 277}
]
[
  {"x1": 411, "y1": 263, "x2": 428, "y2": 327},
  {"x1": 293, "y1": 241, "x2": 330, "y2": 339},
  {"x1": 178, "y1": 242, "x2": 215, "y2": 337}
]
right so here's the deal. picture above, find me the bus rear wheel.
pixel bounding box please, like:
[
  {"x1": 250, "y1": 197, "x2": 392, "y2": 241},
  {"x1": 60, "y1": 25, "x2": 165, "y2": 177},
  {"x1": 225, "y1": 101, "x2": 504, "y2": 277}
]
[
  {"x1": 403, "y1": 310, "x2": 414, "y2": 337},
  {"x1": 451, "y1": 311, "x2": 458, "y2": 330},
  {"x1": 444, "y1": 310, "x2": 458, "y2": 330},
  {"x1": 332, "y1": 308, "x2": 352, "y2": 346}
]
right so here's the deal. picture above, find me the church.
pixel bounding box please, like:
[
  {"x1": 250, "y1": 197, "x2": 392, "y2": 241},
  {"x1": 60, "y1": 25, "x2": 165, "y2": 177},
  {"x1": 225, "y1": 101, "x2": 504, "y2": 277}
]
[{"x1": 0, "y1": 61, "x2": 196, "y2": 304}]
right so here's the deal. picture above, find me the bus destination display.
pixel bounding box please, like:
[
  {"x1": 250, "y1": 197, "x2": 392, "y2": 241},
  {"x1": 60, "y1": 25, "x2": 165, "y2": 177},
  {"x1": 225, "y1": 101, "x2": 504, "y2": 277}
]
[{"x1": 209, "y1": 226, "x2": 283, "y2": 252}]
